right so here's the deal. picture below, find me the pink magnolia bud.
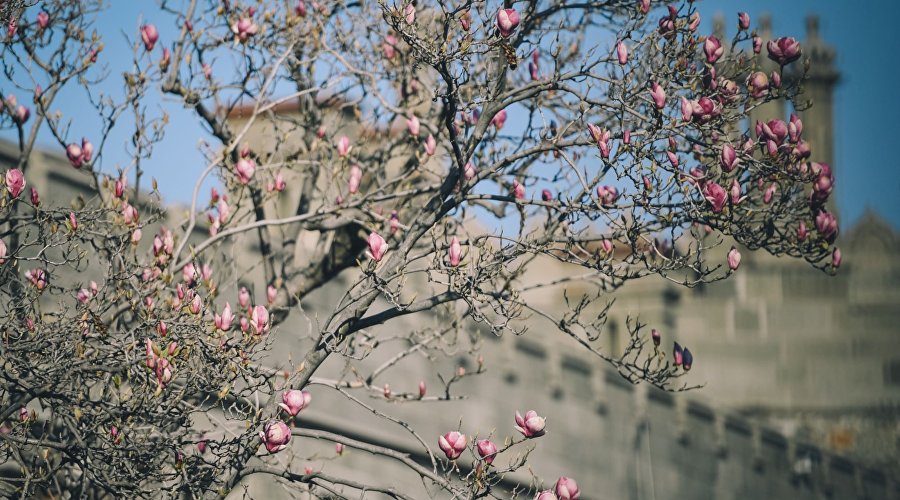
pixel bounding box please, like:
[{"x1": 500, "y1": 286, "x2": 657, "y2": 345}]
[
  {"x1": 424, "y1": 134, "x2": 436, "y2": 156},
  {"x1": 738, "y1": 12, "x2": 750, "y2": 30},
  {"x1": 666, "y1": 150, "x2": 679, "y2": 168},
  {"x1": 529, "y1": 61, "x2": 540, "y2": 81},
  {"x1": 190, "y1": 294, "x2": 202, "y2": 315},
  {"x1": 141, "y1": 24, "x2": 159, "y2": 51},
  {"x1": 279, "y1": 389, "x2": 312, "y2": 416},
  {"x1": 691, "y1": 96, "x2": 721, "y2": 123},
  {"x1": 367, "y1": 232, "x2": 388, "y2": 262},
  {"x1": 335, "y1": 442, "x2": 344, "y2": 455},
  {"x1": 5, "y1": 169, "x2": 25, "y2": 198},
  {"x1": 815, "y1": 211, "x2": 839, "y2": 243},
  {"x1": 266, "y1": 285, "x2": 277, "y2": 305},
  {"x1": 729, "y1": 179, "x2": 745, "y2": 206},
  {"x1": 198, "y1": 439, "x2": 207, "y2": 454},
  {"x1": 0, "y1": 239, "x2": 6, "y2": 265},
  {"x1": 12, "y1": 104, "x2": 29, "y2": 125},
  {"x1": 542, "y1": 189, "x2": 553, "y2": 202},
  {"x1": 727, "y1": 247, "x2": 741, "y2": 271},
  {"x1": 767, "y1": 36, "x2": 802, "y2": 66},
  {"x1": 77, "y1": 288, "x2": 91, "y2": 303},
  {"x1": 37, "y1": 11, "x2": 49, "y2": 30},
  {"x1": 555, "y1": 477, "x2": 580, "y2": 500},
  {"x1": 295, "y1": 1, "x2": 307, "y2": 17},
  {"x1": 122, "y1": 202, "x2": 138, "y2": 225},
  {"x1": 238, "y1": 287, "x2": 250, "y2": 308},
  {"x1": 649, "y1": 82, "x2": 665, "y2": 109},
  {"x1": 448, "y1": 237, "x2": 462, "y2": 267},
  {"x1": 348, "y1": 164, "x2": 362, "y2": 194},
  {"x1": 66, "y1": 144, "x2": 83, "y2": 168},
  {"x1": 383, "y1": 33, "x2": 398, "y2": 59},
  {"x1": 460, "y1": 10, "x2": 472, "y2": 31},
  {"x1": 403, "y1": 4, "x2": 415, "y2": 25},
  {"x1": 29, "y1": 186, "x2": 39, "y2": 205},
  {"x1": 383, "y1": 383, "x2": 391, "y2": 398},
  {"x1": 703, "y1": 182, "x2": 726, "y2": 214},
  {"x1": 250, "y1": 304, "x2": 270, "y2": 335},
  {"x1": 512, "y1": 180, "x2": 525, "y2": 200},
  {"x1": 658, "y1": 7, "x2": 676, "y2": 38},
  {"x1": 215, "y1": 302, "x2": 233, "y2": 331},
  {"x1": 231, "y1": 17, "x2": 259, "y2": 42},
  {"x1": 160, "y1": 47, "x2": 171, "y2": 69},
  {"x1": 682, "y1": 347, "x2": 694, "y2": 371},
  {"x1": 704, "y1": 36, "x2": 723, "y2": 64},
  {"x1": 673, "y1": 341, "x2": 683, "y2": 366},
  {"x1": 832, "y1": 247, "x2": 842, "y2": 269},
  {"x1": 514, "y1": 410, "x2": 546, "y2": 438},
  {"x1": 651, "y1": 328, "x2": 661, "y2": 346},
  {"x1": 202, "y1": 63, "x2": 212, "y2": 80},
  {"x1": 491, "y1": 109, "x2": 507, "y2": 130},
  {"x1": 720, "y1": 144, "x2": 738, "y2": 172},
  {"x1": 406, "y1": 115, "x2": 420, "y2": 136},
  {"x1": 390, "y1": 211, "x2": 401, "y2": 233},
  {"x1": 763, "y1": 183, "x2": 777, "y2": 204},
  {"x1": 752, "y1": 36, "x2": 762, "y2": 54},
  {"x1": 259, "y1": 420, "x2": 291, "y2": 453},
  {"x1": 438, "y1": 431, "x2": 467, "y2": 460},
  {"x1": 155, "y1": 357, "x2": 173, "y2": 387},
  {"x1": 616, "y1": 40, "x2": 628, "y2": 65},
  {"x1": 418, "y1": 380, "x2": 426, "y2": 398},
  {"x1": 797, "y1": 221, "x2": 808, "y2": 242},
  {"x1": 167, "y1": 341, "x2": 178, "y2": 356},
  {"x1": 182, "y1": 262, "x2": 197, "y2": 285},
  {"x1": 688, "y1": 12, "x2": 701, "y2": 32},
  {"x1": 536, "y1": 491, "x2": 559, "y2": 500},
  {"x1": 464, "y1": 162, "x2": 477, "y2": 181},
  {"x1": 770, "y1": 70, "x2": 782, "y2": 89},
  {"x1": 496, "y1": 8, "x2": 520, "y2": 38},
  {"x1": 477, "y1": 439, "x2": 498, "y2": 464},
  {"x1": 67, "y1": 212, "x2": 78, "y2": 231},
  {"x1": 336, "y1": 136, "x2": 351, "y2": 157},
  {"x1": 25, "y1": 268, "x2": 47, "y2": 289},
  {"x1": 235, "y1": 158, "x2": 256, "y2": 184}
]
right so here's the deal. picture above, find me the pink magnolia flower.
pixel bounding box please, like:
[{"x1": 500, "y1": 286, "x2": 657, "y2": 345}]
[
  {"x1": 616, "y1": 40, "x2": 628, "y2": 65},
  {"x1": 403, "y1": 4, "x2": 415, "y2": 24},
  {"x1": 491, "y1": 109, "x2": 507, "y2": 130},
  {"x1": 596, "y1": 185, "x2": 618, "y2": 207},
  {"x1": 515, "y1": 410, "x2": 546, "y2": 438},
  {"x1": 238, "y1": 287, "x2": 251, "y2": 308},
  {"x1": 448, "y1": 236, "x2": 461, "y2": 267},
  {"x1": 189, "y1": 294, "x2": 202, "y2": 315},
  {"x1": 688, "y1": 12, "x2": 701, "y2": 31},
  {"x1": 720, "y1": 144, "x2": 738, "y2": 172},
  {"x1": 438, "y1": 431, "x2": 467, "y2": 460},
  {"x1": 348, "y1": 164, "x2": 362, "y2": 194},
  {"x1": 13, "y1": 105, "x2": 29, "y2": 124},
  {"x1": 5, "y1": 169, "x2": 25, "y2": 198},
  {"x1": 383, "y1": 33, "x2": 398, "y2": 59},
  {"x1": 250, "y1": 304, "x2": 270, "y2": 335},
  {"x1": 122, "y1": 202, "x2": 138, "y2": 225},
  {"x1": 815, "y1": 211, "x2": 838, "y2": 243},
  {"x1": 789, "y1": 113, "x2": 804, "y2": 143},
  {"x1": 763, "y1": 183, "x2": 777, "y2": 204},
  {"x1": 66, "y1": 143, "x2": 84, "y2": 168},
  {"x1": 746, "y1": 71, "x2": 769, "y2": 98},
  {"x1": 155, "y1": 357, "x2": 174, "y2": 387},
  {"x1": 738, "y1": 12, "x2": 750, "y2": 30},
  {"x1": 367, "y1": 232, "x2": 388, "y2": 262},
  {"x1": 536, "y1": 491, "x2": 559, "y2": 500},
  {"x1": 37, "y1": 11, "x2": 49, "y2": 30},
  {"x1": 279, "y1": 389, "x2": 312, "y2": 416},
  {"x1": 295, "y1": 1, "x2": 307, "y2": 17},
  {"x1": 512, "y1": 180, "x2": 525, "y2": 200},
  {"x1": 496, "y1": 8, "x2": 520, "y2": 38},
  {"x1": 0, "y1": 239, "x2": 6, "y2": 264},
  {"x1": 767, "y1": 36, "x2": 802, "y2": 66},
  {"x1": 25, "y1": 268, "x2": 47, "y2": 289},
  {"x1": 215, "y1": 302, "x2": 234, "y2": 331},
  {"x1": 423, "y1": 134, "x2": 437, "y2": 156},
  {"x1": 649, "y1": 82, "x2": 666, "y2": 109},
  {"x1": 406, "y1": 115, "x2": 420, "y2": 136},
  {"x1": 658, "y1": 6, "x2": 676, "y2": 38},
  {"x1": 259, "y1": 420, "x2": 291, "y2": 453},
  {"x1": 703, "y1": 182, "x2": 726, "y2": 213},
  {"x1": 554, "y1": 477, "x2": 580, "y2": 500},
  {"x1": 690, "y1": 96, "x2": 721, "y2": 123},
  {"x1": 232, "y1": 17, "x2": 259, "y2": 42},
  {"x1": 476, "y1": 439, "x2": 498, "y2": 464},
  {"x1": 599, "y1": 239, "x2": 613, "y2": 255},
  {"x1": 727, "y1": 247, "x2": 741, "y2": 271},
  {"x1": 336, "y1": 136, "x2": 351, "y2": 157},
  {"x1": 704, "y1": 36, "x2": 723, "y2": 64},
  {"x1": 587, "y1": 124, "x2": 611, "y2": 158},
  {"x1": 542, "y1": 189, "x2": 553, "y2": 202},
  {"x1": 141, "y1": 24, "x2": 159, "y2": 51},
  {"x1": 729, "y1": 179, "x2": 745, "y2": 206},
  {"x1": 235, "y1": 158, "x2": 256, "y2": 184},
  {"x1": 752, "y1": 36, "x2": 762, "y2": 54}
]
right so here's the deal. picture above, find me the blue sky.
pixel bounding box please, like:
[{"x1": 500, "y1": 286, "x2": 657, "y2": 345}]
[{"x1": 2, "y1": 1, "x2": 898, "y2": 230}]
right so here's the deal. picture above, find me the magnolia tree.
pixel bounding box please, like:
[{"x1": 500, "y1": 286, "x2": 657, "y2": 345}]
[{"x1": 0, "y1": 0, "x2": 840, "y2": 498}]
